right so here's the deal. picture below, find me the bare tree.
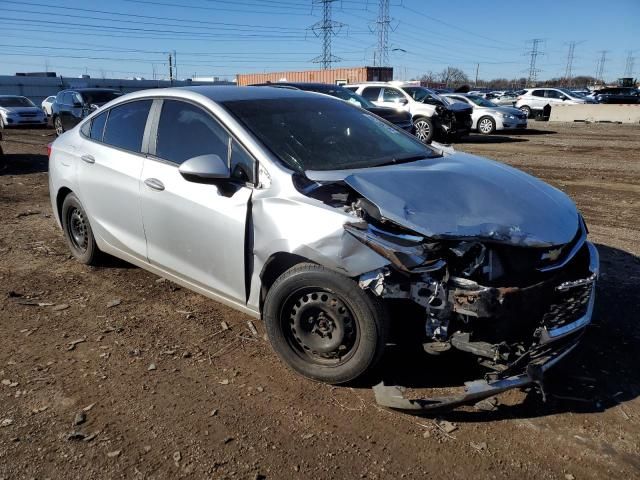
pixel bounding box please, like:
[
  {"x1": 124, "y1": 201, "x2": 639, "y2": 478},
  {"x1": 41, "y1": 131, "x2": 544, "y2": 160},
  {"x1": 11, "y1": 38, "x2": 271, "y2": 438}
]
[{"x1": 437, "y1": 67, "x2": 469, "y2": 87}]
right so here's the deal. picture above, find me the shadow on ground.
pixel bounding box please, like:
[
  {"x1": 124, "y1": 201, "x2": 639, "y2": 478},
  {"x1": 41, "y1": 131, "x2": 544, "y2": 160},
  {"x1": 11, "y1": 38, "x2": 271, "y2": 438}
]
[
  {"x1": 0, "y1": 154, "x2": 48, "y2": 175},
  {"x1": 365, "y1": 243, "x2": 640, "y2": 421}
]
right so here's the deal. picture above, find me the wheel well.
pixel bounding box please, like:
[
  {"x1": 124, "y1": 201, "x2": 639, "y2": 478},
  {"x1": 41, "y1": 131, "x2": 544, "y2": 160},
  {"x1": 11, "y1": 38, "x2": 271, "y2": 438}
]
[
  {"x1": 56, "y1": 187, "x2": 72, "y2": 222},
  {"x1": 259, "y1": 252, "x2": 311, "y2": 314}
]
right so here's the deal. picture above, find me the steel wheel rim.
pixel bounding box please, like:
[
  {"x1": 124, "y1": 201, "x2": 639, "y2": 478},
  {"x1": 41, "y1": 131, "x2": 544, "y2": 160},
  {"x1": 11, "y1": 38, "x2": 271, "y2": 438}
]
[
  {"x1": 67, "y1": 207, "x2": 88, "y2": 252},
  {"x1": 520, "y1": 107, "x2": 530, "y2": 117},
  {"x1": 55, "y1": 118, "x2": 63, "y2": 135},
  {"x1": 479, "y1": 119, "x2": 493, "y2": 133},
  {"x1": 415, "y1": 120, "x2": 430, "y2": 142},
  {"x1": 281, "y1": 288, "x2": 359, "y2": 367}
]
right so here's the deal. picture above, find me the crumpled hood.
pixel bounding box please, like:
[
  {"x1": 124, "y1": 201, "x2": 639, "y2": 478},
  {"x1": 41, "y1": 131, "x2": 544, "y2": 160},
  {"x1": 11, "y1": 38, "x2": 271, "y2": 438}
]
[{"x1": 307, "y1": 153, "x2": 579, "y2": 247}]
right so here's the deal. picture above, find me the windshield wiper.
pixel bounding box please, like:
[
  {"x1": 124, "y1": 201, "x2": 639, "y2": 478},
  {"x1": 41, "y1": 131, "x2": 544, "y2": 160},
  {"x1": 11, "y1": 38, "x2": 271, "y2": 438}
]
[{"x1": 376, "y1": 154, "x2": 429, "y2": 167}]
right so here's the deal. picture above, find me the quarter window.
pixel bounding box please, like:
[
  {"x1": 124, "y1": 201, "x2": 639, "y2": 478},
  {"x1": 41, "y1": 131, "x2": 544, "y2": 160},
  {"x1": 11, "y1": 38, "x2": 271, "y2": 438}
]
[
  {"x1": 90, "y1": 111, "x2": 108, "y2": 141},
  {"x1": 155, "y1": 100, "x2": 229, "y2": 165},
  {"x1": 230, "y1": 140, "x2": 255, "y2": 184},
  {"x1": 102, "y1": 100, "x2": 152, "y2": 153}
]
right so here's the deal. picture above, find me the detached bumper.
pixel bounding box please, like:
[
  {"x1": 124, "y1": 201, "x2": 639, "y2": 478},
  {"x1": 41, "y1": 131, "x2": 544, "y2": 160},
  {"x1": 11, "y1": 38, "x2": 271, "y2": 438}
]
[{"x1": 374, "y1": 242, "x2": 599, "y2": 413}]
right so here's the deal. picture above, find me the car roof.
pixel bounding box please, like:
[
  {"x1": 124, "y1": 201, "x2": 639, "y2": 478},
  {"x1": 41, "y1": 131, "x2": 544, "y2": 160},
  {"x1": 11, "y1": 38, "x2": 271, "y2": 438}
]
[
  {"x1": 171, "y1": 85, "x2": 322, "y2": 102},
  {"x1": 59, "y1": 88, "x2": 121, "y2": 93},
  {"x1": 0, "y1": 95, "x2": 28, "y2": 98}
]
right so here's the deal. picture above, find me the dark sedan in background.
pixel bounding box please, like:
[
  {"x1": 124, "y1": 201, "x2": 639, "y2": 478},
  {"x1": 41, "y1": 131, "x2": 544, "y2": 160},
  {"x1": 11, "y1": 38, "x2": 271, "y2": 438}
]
[
  {"x1": 588, "y1": 87, "x2": 639, "y2": 104},
  {"x1": 52, "y1": 88, "x2": 122, "y2": 135},
  {"x1": 250, "y1": 82, "x2": 414, "y2": 132}
]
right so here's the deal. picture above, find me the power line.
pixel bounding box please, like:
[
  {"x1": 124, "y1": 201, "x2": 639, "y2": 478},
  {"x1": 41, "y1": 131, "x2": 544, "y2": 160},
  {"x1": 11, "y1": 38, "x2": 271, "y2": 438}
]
[
  {"x1": 526, "y1": 39, "x2": 544, "y2": 86},
  {"x1": 372, "y1": 0, "x2": 392, "y2": 67},
  {"x1": 310, "y1": 0, "x2": 345, "y2": 69},
  {"x1": 623, "y1": 51, "x2": 635, "y2": 77},
  {"x1": 595, "y1": 50, "x2": 608, "y2": 83},
  {"x1": 563, "y1": 41, "x2": 576, "y2": 86}
]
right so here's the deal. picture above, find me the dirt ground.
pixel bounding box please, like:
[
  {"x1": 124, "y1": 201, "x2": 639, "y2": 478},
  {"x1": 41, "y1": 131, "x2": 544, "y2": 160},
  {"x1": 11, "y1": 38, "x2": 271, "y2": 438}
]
[{"x1": 0, "y1": 122, "x2": 639, "y2": 479}]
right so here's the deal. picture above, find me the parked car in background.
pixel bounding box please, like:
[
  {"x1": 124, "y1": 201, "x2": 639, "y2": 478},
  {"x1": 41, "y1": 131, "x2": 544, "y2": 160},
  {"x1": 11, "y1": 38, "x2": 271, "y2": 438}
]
[
  {"x1": 486, "y1": 91, "x2": 518, "y2": 106},
  {"x1": 48, "y1": 86, "x2": 599, "y2": 410},
  {"x1": 41, "y1": 95, "x2": 56, "y2": 117},
  {"x1": 249, "y1": 82, "x2": 413, "y2": 132},
  {"x1": 587, "y1": 87, "x2": 639, "y2": 104},
  {"x1": 443, "y1": 93, "x2": 527, "y2": 134},
  {"x1": 515, "y1": 88, "x2": 594, "y2": 117},
  {"x1": 52, "y1": 88, "x2": 122, "y2": 135},
  {"x1": 0, "y1": 95, "x2": 48, "y2": 129},
  {"x1": 346, "y1": 82, "x2": 472, "y2": 142}
]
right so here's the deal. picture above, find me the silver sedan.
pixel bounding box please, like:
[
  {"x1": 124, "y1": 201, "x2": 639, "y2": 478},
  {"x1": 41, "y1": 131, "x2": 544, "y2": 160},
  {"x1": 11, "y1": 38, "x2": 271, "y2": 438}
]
[
  {"x1": 444, "y1": 93, "x2": 527, "y2": 134},
  {"x1": 49, "y1": 86, "x2": 597, "y2": 410}
]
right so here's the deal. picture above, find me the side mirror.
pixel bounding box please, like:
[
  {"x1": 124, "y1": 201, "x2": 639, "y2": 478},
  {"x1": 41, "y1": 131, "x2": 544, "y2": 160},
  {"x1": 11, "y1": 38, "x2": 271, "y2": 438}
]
[
  {"x1": 178, "y1": 154, "x2": 230, "y2": 183},
  {"x1": 398, "y1": 98, "x2": 409, "y2": 105}
]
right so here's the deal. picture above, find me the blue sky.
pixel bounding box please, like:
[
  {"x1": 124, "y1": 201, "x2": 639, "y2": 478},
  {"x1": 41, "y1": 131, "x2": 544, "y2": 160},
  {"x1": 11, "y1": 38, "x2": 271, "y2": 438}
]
[{"x1": 0, "y1": 0, "x2": 638, "y2": 82}]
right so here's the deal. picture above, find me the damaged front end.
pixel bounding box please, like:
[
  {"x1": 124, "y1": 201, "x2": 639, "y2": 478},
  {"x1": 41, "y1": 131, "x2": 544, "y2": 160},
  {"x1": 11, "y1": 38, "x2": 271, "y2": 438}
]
[{"x1": 345, "y1": 208, "x2": 599, "y2": 412}]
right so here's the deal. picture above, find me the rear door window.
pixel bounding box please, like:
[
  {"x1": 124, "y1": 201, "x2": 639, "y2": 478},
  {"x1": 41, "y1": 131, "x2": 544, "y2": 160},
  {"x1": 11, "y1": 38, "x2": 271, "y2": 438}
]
[
  {"x1": 102, "y1": 100, "x2": 152, "y2": 153},
  {"x1": 531, "y1": 90, "x2": 545, "y2": 97},
  {"x1": 155, "y1": 100, "x2": 229, "y2": 165},
  {"x1": 382, "y1": 87, "x2": 405, "y2": 103}
]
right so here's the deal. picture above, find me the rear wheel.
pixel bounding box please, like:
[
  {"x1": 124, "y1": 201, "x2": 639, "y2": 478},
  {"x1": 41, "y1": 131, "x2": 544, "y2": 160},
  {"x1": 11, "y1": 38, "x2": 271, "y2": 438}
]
[
  {"x1": 519, "y1": 105, "x2": 532, "y2": 118},
  {"x1": 61, "y1": 193, "x2": 100, "y2": 265},
  {"x1": 413, "y1": 117, "x2": 434, "y2": 143},
  {"x1": 54, "y1": 116, "x2": 64, "y2": 136},
  {"x1": 478, "y1": 116, "x2": 496, "y2": 134},
  {"x1": 264, "y1": 263, "x2": 388, "y2": 384}
]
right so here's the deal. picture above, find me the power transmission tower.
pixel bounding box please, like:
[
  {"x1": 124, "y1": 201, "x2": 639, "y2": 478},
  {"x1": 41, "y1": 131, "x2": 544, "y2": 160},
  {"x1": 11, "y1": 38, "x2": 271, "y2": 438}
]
[
  {"x1": 623, "y1": 51, "x2": 635, "y2": 77},
  {"x1": 595, "y1": 50, "x2": 607, "y2": 84},
  {"x1": 563, "y1": 41, "x2": 576, "y2": 86},
  {"x1": 526, "y1": 39, "x2": 544, "y2": 86},
  {"x1": 372, "y1": 0, "x2": 391, "y2": 67},
  {"x1": 310, "y1": 0, "x2": 345, "y2": 70}
]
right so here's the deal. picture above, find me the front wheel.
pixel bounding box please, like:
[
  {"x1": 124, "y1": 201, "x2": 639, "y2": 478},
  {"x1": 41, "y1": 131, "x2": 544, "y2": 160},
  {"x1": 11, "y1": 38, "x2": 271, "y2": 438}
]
[
  {"x1": 478, "y1": 116, "x2": 496, "y2": 134},
  {"x1": 413, "y1": 117, "x2": 434, "y2": 143},
  {"x1": 264, "y1": 263, "x2": 388, "y2": 384},
  {"x1": 519, "y1": 105, "x2": 532, "y2": 118},
  {"x1": 54, "y1": 116, "x2": 64, "y2": 136}
]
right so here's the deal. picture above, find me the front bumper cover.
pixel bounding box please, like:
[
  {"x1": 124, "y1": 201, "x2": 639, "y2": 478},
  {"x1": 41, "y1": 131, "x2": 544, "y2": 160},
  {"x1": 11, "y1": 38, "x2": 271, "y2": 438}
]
[{"x1": 374, "y1": 242, "x2": 599, "y2": 413}]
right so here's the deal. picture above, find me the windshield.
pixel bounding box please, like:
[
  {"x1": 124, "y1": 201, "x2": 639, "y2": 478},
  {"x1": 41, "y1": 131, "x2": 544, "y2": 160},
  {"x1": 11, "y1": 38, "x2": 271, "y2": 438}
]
[
  {"x1": 466, "y1": 95, "x2": 498, "y2": 107},
  {"x1": 223, "y1": 97, "x2": 438, "y2": 172},
  {"x1": 0, "y1": 97, "x2": 36, "y2": 108},
  {"x1": 401, "y1": 87, "x2": 446, "y2": 106},
  {"x1": 81, "y1": 91, "x2": 122, "y2": 105},
  {"x1": 306, "y1": 86, "x2": 375, "y2": 109},
  {"x1": 558, "y1": 88, "x2": 579, "y2": 99}
]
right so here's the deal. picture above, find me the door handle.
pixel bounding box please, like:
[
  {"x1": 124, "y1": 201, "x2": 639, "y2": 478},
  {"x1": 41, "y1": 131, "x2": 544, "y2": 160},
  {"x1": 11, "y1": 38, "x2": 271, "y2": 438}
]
[
  {"x1": 144, "y1": 178, "x2": 165, "y2": 191},
  {"x1": 80, "y1": 154, "x2": 95, "y2": 164}
]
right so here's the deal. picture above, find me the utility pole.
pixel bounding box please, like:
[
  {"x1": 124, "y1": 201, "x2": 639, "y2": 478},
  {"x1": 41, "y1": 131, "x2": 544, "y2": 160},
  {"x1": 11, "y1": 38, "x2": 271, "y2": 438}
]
[
  {"x1": 623, "y1": 51, "x2": 635, "y2": 78},
  {"x1": 595, "y1": 50, "x2": 607, "y2": 84},
  {"x1": 169, "y1": 52, "x2": 174, "y2": 84},
  {"x1": 475, "y1": 63, "x2": 479, "y2": 87},
  {"x1": 563, "y1": 41, "x2": 576, "y2": 86},
  {"x1": 526, "y1": 39, "x2": 543, "y2": 87},
  {"x1": 310, "y1": 0, "x2": 345, "y2": 70},
  {"x1": 173, "y1": 50, "x2": 178, "y2": 80},
  {"x1": 372, "y1": 0, "x2": 391, "y2": 67}
]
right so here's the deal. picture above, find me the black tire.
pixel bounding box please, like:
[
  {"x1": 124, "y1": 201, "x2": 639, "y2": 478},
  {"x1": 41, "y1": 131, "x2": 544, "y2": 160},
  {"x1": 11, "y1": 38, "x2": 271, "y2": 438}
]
[
  {"x1": 519, "y1": 105, "x2": 532, "y2": 118},
  {"x1": 413, "y1": 117, "x2": 434, "y2": 143},
  {"x1": 61, "y1": 192, "x2": 101, "y2": 265},
  {"x1": 477, "y1": 116, "x2": 496, "y2": 134},
  {"x1": 54, "y1": 116, "x2": 64, "y2": 136},
  {"x1": 263, "y1": 263, "x2": 388, "y2": 384}
]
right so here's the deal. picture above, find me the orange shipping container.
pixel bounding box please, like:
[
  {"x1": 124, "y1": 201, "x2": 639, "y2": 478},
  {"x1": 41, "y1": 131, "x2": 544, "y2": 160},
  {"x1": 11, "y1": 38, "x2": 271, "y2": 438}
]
[{"x1": 236, "y1": 66, "x2": 393, "y2": 86}]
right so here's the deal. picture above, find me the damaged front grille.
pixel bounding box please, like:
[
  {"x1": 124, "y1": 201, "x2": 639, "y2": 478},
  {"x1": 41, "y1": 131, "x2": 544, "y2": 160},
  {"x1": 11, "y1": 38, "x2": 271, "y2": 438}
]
[{"x1": 542, "y1": 282, "x2": 592, "y2": 331}]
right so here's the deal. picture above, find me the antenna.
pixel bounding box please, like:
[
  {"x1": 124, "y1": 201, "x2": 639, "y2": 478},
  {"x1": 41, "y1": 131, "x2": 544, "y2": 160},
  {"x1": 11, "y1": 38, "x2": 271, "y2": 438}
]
[{"x1": 310, "y1": 0, "x2": 345, "y2": 70}]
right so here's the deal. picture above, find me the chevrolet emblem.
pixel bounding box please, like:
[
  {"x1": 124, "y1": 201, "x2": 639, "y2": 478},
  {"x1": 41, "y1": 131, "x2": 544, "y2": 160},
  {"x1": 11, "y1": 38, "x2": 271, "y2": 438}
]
[{"x1": 542, "y1": 247, "x2": 563, "y2": 262}]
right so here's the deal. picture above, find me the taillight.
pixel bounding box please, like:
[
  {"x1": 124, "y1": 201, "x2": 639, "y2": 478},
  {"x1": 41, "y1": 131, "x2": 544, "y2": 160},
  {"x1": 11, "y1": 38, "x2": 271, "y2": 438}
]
[{"x1": 47, "y1": 143, "x2": 52, "y2": 157}]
